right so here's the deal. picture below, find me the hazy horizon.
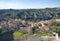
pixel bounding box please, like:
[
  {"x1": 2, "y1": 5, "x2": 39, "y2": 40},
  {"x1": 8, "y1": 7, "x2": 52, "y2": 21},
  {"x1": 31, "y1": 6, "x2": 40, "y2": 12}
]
[{"x1": 0, "y1": 0, "x2": 60, "y2": 9}]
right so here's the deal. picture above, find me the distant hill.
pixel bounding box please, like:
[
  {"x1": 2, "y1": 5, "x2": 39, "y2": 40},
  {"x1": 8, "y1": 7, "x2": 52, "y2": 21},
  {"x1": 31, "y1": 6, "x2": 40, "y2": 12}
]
[{"x1": 0, "y1": 7, "x2": 60, "y2": 21}]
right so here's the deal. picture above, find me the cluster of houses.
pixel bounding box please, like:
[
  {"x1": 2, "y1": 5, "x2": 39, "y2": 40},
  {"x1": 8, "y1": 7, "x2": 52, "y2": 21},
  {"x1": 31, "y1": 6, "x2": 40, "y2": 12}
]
[
  {"x1": 0, "y1": 19, "x2": 50, "y2": 34},
  {"x1": 0, "y1": 19, "x2": 60, "y2": 41}
]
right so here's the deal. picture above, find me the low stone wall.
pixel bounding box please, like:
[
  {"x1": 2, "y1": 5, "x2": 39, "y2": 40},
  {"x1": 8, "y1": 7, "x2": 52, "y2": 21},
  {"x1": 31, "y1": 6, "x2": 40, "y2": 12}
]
[{"x1": 14, "y1": 36, "x2": 59, "y2": 41}]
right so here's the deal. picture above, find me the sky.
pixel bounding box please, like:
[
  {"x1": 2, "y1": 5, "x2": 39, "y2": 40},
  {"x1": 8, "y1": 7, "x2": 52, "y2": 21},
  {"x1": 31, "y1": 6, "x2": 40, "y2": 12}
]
[{"x1": 0, "y1": 0, "x2": 60, "y2": 9}]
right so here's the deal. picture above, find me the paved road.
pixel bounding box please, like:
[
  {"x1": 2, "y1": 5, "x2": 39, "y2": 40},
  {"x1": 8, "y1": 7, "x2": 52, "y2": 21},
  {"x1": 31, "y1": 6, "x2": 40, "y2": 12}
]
[{"x1": 58, "y1": 37, "x2": 60, "y2": 41}]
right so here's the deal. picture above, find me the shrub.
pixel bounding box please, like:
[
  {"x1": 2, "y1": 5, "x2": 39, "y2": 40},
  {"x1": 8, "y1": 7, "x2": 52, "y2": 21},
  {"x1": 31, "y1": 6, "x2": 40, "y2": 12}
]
[{"x1": 13, "y1": 31, "x2": 24, "y2": 38}]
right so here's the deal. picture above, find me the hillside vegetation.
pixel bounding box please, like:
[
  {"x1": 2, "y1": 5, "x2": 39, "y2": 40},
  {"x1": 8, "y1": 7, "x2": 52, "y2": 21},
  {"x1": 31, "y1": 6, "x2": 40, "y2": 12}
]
[{"x1": 0, "y1": 7, "x2": 60, "y2": 21}]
